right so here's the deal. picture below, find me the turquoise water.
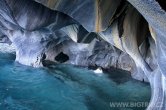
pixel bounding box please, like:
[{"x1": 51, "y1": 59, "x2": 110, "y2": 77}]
[{"x1": 0, "y1": 53, "x2": 151, "y2": 110}]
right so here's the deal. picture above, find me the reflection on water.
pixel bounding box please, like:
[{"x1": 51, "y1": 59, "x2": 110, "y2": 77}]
[{"x1": 0, "y1": 53, "x2": 151, "y2": 110}]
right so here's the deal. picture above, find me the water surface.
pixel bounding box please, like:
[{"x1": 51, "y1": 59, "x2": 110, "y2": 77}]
[{"x1": 0, "y1": 53, "x2": 151, "y2": 110}]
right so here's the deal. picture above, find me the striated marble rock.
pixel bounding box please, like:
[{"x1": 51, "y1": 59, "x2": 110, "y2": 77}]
[
  {"x1": 0, "y1": 0, "x2": 166, "y2": 109},
  {"x1": 33, "y1": 0, "x2": 122, "y2": 32}
]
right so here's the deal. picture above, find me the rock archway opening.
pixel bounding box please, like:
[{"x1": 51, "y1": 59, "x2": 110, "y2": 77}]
[{"x1": 54, "y1": 52, "x2": 69, "y2": 63}]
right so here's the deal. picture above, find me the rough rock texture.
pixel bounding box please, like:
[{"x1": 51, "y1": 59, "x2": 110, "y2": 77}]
[{"x1": 0, "y1": 0, "x2": 166, "y2": 109}]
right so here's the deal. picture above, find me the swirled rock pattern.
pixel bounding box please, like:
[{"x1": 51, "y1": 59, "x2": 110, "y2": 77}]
[{"x1": 0, "y1": 0, "x2": 166, "y2": 109}]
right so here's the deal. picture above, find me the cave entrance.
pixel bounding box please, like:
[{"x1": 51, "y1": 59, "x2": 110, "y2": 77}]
[{"x1": 55, "y1": 52, "x2": 69, "y2": 63}]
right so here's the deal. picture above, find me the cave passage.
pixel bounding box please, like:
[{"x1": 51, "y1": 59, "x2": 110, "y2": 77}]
[
  {"x1": 0, "y1": 0, "x2": 166, "y2": 109},
  {"x1": 54, "y1": 52, "x2": 69, "y2": 63}
]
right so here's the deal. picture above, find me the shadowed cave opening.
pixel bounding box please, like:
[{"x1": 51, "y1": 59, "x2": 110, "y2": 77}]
[
  {"x1": 156, "y1": 0, "x2": 166, "y2": 11},
  {"x1": 54, "y1": 52, "x2": 69, "y2": 63}
]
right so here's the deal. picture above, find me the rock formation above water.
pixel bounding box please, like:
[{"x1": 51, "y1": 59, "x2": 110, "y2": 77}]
[{"x1": 0, "y1": 0, "x2": 166, "y2": 109}]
